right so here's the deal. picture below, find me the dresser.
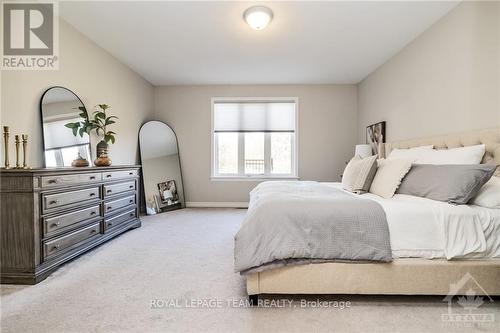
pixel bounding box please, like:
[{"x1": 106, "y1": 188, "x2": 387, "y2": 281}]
[{"x1": 0, "y1": 166, "x2": 141, "y2": 284}]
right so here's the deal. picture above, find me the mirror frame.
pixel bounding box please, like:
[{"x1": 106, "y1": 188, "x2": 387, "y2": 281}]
[
  {"x1": 138, "y1": 120, "x2": 186, "y2": 212},
  {"x1": 39, "y1": 86, "x2": 90, "y2": 168}
]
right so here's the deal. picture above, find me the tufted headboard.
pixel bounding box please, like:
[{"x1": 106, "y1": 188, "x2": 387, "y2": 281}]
[{"x1": 383, "y1": 127, "x2": 500, "y2": 177}]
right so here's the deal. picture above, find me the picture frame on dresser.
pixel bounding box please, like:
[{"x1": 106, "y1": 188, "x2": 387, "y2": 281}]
[{"x1": 0, "y1": 166, "x2": 141, "y2": 284}]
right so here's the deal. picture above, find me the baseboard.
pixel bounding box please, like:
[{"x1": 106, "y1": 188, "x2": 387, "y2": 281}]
[{"x1": 186, "y1": 202, "x2": 249, "y2": 208}]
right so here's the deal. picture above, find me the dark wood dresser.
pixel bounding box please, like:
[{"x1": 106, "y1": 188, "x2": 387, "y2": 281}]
[{"x1": 0, "y1": 165, "x2": 141, "y2": 284}]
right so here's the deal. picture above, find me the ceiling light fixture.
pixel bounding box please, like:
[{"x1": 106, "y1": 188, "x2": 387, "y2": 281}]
[{"x1": 243, "y1": 6, "x2": 273, "y2": 30}]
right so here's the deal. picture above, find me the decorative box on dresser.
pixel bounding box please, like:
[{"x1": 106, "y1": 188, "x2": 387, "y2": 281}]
[{"x1": 0, "y1": 165, "x2": 141, "y2": 284}]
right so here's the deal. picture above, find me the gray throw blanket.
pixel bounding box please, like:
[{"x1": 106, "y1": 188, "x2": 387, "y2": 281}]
[{"x1": 234, "y1": 181, "x2": 392, "y2": 275}]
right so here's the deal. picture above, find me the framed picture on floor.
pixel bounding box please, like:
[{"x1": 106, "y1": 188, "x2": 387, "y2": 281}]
[
  {"x1": 366, "y1": 121, "x2": 386, "y2": 155},
  {"x1": 158, "y1": 180, "x2": 179, "y2": 205}
]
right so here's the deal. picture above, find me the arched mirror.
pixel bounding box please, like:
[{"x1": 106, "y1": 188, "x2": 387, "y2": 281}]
[
  {"x1": 139, "y1": 121, "x2": 185, "y2": 214},
  {"x1": 40, "y1": 86, "x2": 90, "y2": 167}
]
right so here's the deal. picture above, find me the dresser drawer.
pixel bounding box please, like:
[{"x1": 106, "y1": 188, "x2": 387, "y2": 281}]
[
  {"x1": 104, "y1": 209, "x2": 136, "y2": 232},
  {"x1": 43, "y1": 222, "x2": 101, "y2": 260},
  {"x1": 102, "y1": 170, "x2": 137, "y2": 181},
  {"x1": 104, "y1": 195, "x2": 135, "y2": 215},
  {"x1": 43, "y1": 187, "x2": 100, "y2": 211},
  {"x1": 43, "y1": 205, "x2": 100, "y2": 237},
  {"x1": 41, "y1": 173, "x2": 100, "y2": 188},
  {"x1": 103, "y1": 181, "x2": 136, "y2": 197}
]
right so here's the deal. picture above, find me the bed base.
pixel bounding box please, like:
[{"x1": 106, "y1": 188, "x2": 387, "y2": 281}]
[{"x1": 246, "y1": 259, "x2": 500, "y2": 297}]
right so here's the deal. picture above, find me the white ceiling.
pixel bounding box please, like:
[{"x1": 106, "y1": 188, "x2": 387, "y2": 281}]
[{"x1": 60, "y1": 1, "x2": 459, "y2": 85}]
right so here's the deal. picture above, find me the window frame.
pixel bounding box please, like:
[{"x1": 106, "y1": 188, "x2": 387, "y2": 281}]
[{"x1": 210, "y1": 97, "x2": 299, "y2": 181}]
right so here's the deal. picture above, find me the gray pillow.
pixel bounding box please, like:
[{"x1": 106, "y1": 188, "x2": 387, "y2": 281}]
[{"x1": 397, "y1": 164, "x2": 497, "y2": 204}]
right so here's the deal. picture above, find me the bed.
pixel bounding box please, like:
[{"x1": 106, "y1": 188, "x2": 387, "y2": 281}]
[{"x1": 237, "y1": 127, "x2": 500, "y2": 298}]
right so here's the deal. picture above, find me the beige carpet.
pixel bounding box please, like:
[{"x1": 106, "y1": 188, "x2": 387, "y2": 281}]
[{"x1": 1, "y1": 208, "x2": 499, "y2": 333}]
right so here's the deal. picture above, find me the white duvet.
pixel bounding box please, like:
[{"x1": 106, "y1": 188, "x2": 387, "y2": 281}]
[{"x1": 324, "y1": 183, "x2": 500, "y2": 260}]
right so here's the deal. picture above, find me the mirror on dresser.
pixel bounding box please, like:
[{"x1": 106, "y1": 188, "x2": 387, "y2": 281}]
[
  {"x1": 40, "y1": 86, "x2": 90, "y2": 167},
  {"x1": 139, "y1": 121, "x2": 185, "y2": 214}
]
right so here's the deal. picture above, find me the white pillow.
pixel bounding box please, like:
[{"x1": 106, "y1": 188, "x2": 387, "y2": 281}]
[
  {"x1": 413, "y1": 144, "x2": 486, "y2": 165},
  {"x1": 387, "y1": 145, "x2": 434, "y2": 160},
  {"x1": 342, "y1": 155, "x2": 378, "y2": 194},
  {"x1": 369, "y1": 159, "x2": 413, "y2": 199},
  {"x1": 471, "y1": 176, "x2": 500, "y2": 208}
]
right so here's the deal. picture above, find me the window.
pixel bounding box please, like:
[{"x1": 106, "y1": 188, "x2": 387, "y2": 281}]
[
  {"x1": 44, "y1": 144, "x2": 90, "y2": 167},
  {"x1": 212, "y1": 98, "x2": 297, "y2": 179}
]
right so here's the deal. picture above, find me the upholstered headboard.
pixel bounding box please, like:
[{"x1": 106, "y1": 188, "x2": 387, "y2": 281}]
[{"x1": 383, "y1": 127, "x2": 500, "y2": 177}]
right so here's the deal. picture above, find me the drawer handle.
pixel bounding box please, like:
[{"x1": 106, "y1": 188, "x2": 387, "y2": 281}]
[
  {"x1": 89, "y1": 192, "x2": 96, "y2": 197},
  {"x1": 49, "y1": 200, "x2": 59, "y2": 205},
  {"x1": 91, "y1": 229, "x2": 97, "y2": 233},
  {"x1": 106, "y1": 174, "x2": 112, "y2": 178},
  {"x1": 130, "y1": 213, "x2": 135, "y2": 217},
  {"x1": 90, "y1": 211, "x2": 97, "y2": 216},
  {"x1": 54, "y1": 244, "x2": 60, "y2": 250},
  {"x1": 89, "y1": 176, "x2": 96, "y2": 180},
  {"x1": 129, "y1": 185, "x2": 134, "y2": 189},
  {"x1": 48, "y1": 179, "x2": 60, "y2": 184},
  {"x1": 108, "y1": 222, "x2": 113, "y2": 227},
  {"x1": 129, "y1": 172, "x2": 133, "y2": 175},
  {"x1": 107, "y1": 189, "x2": 112, "y2": 193},
  {"x1": 129, "y1": 199, "x2": 134, "y2": 203},
  {"x1": 107, "y1": 206, "x2": 112, "y2": 210},
  {"x1": 51, "y1": 221, "x2": 60, "y2": 227}
]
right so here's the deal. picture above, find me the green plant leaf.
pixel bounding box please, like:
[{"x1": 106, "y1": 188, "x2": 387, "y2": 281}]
[
  {"x1": 95, "y1": 112, "x2": 106, "y2": 119},
  {"x1": 73, "y1": 106, "x2": 89, "y2": 120},
  {"x1": 71, "y1": 103, "x2": 116, "y2": 141},
  {"x1": 91, "y1": 115, "x2": 104, "y2": 127}
]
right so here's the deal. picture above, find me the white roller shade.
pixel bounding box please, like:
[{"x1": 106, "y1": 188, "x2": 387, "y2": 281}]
[{"x1": 214, "y1": 102, "x2": 296, "y2": 132}]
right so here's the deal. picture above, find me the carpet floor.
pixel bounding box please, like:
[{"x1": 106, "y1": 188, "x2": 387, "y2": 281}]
[{"x1": 1, "y1": 208, "x2": 498, "y2": 333}]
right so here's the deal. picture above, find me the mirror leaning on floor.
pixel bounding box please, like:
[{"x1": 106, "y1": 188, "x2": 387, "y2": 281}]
[{"x1": 139, "y1": 121, "x2": 185, "y2": 215}]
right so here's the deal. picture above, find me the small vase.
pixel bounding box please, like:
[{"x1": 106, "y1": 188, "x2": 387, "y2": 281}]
[
  {"x1": 72, "y1": 152, "x2": 90, "y2": 167},
  {"x1": 94, "y1": 140, "x2": 112, "y2": 166}
]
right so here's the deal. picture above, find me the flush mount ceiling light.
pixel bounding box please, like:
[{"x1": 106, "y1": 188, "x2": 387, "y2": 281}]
[{"x1": 243, "y1": 6, "x2": 273, "y2": 30}]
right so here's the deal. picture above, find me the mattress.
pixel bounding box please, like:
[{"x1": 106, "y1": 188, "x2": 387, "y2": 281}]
[{"x1": 323, "y1": 182, "x2": 500, "y2": 260}]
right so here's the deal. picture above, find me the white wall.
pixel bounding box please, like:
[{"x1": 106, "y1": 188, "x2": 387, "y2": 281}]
[
  {"x1": 358, "y1": 1, "x2": 500, "y2": 143},
  {"x1": 0, "y1": 20, "x2": 154, "y2": 167},
  {"x1": 154, "y1": 85, "x2": 357, "y2": 203}
]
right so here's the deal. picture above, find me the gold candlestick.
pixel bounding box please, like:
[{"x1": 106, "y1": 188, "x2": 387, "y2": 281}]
[
  {"x1": 14, "y1": 135, "x2": 21, "y2": 168},
  {"x1": 21, "y1": 134, "x2": 29, "y2": 169},
  {"x1": 3, "y1": 126, "x2": 10, "y2": 169}
]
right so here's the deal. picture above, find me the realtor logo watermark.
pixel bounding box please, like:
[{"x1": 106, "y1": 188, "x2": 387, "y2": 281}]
[
  {"x1": 1, "y1": 1, "x2": 59, "y2": 69},
  {"x1": 150, "y1": 298, "x2": 352, "y2": 309},
  {"x1": 442, "y1": 272, "x2": 496, "y2": 329}
]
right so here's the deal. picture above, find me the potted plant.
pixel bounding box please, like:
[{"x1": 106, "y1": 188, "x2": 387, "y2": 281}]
[{"x1": 65, "y1": 104, "x2": 118, "y2": 166}]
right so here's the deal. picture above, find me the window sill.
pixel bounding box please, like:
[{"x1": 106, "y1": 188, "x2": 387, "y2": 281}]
[{"x1": 210, "y1": 176, "x2": 300, "y2": 182}]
